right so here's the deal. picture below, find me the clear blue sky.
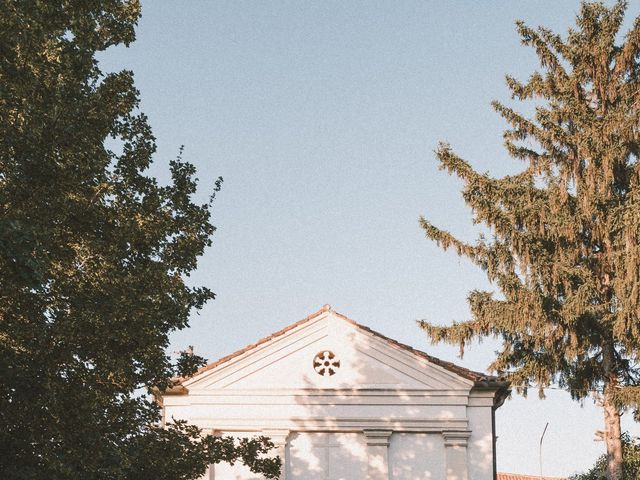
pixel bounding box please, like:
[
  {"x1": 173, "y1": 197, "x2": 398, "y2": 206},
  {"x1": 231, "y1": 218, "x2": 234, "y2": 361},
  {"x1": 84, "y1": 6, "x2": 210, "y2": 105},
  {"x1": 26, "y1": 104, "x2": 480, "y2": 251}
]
[{"x1": 101, "y1": 1, "x2": 640, "y2": 476}]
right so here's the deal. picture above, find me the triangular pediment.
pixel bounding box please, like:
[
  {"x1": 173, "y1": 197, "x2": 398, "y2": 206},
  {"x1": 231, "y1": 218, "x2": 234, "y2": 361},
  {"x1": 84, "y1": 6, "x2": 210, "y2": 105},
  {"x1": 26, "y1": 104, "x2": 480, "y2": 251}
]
[{"x1": 183, "y1": 308, "x2": 474, "y2": 393}]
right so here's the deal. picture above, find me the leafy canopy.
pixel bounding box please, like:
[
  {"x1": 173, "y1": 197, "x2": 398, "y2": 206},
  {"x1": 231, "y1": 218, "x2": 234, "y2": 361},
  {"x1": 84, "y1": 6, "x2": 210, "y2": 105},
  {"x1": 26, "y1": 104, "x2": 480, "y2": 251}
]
[
  {"x1": 0, "y1": 1, "x2": 279, "y2": 479},
  {"x1": 570, "y1": 433, "x2": 640, "y2": 480}
]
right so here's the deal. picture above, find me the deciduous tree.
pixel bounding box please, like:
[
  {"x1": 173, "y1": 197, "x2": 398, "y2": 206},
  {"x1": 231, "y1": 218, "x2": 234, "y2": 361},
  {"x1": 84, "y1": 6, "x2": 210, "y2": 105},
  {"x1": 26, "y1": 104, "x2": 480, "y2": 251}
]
[
  {"x1": 0, "y1": 1, "x2": 279, "y2": 478},
  {"x1": 570, "y1": 433, "x2": 640, "y2": 480}
]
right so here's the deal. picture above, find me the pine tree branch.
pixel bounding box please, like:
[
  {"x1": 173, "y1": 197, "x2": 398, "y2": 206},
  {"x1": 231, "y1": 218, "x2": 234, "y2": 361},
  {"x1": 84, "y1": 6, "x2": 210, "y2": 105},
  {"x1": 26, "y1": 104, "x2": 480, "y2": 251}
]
[
  {"x1": 516, "y1": 20, "x2": 568, "y2": 76},
  {"x1": 611, "y1": 385, "x2": 640, "y2": 411},
  {"x1": 614, "y1": 14, "x2": 640, "y2": 77},
  {"x1": 418, "y1": 217, "x2": 483, "y2": 261}
]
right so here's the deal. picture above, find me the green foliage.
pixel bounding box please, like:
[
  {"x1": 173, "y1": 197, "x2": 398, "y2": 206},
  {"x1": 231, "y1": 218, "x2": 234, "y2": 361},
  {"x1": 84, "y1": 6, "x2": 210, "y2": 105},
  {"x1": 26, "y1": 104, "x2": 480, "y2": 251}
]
[
  {"x1": 422, "y1": 0, "x2": 640, "y2": 410},
  {"x1": 0, "y1": 1, "x2": 279, "y2": 479},
  {"x1": 420, "y1": 2, "x2": 639, "y2": 478},
  {"x1": 176, "y1": 346, "x2": 208, "y2": 378},
  {"x1": 570, "y1": 433, "x2": 640, "y2": 480},
  {"x1": 121, "y1": 420, "x2": 280, "y2": 480}
]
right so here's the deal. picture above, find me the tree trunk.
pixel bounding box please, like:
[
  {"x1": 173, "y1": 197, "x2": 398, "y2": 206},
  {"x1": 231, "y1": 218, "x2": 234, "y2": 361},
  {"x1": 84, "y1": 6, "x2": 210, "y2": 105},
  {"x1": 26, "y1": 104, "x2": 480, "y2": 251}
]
[
  {"x1": 603, "y1": 340, "x2": 623, "y2": 480},
  {"x1": 603, "y1": 390, "x2": 623, "y2": 480}
]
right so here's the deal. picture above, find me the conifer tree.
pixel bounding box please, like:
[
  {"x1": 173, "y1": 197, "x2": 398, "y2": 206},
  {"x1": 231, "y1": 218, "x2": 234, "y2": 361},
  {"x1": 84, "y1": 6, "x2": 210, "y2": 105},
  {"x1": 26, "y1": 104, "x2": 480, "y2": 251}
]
[
  {"x1": 419, "y1": 2, "x2": 639, "y2": 479},
  {"x1": 0, "y1": 2, "x2": 279, "y2": 479}
]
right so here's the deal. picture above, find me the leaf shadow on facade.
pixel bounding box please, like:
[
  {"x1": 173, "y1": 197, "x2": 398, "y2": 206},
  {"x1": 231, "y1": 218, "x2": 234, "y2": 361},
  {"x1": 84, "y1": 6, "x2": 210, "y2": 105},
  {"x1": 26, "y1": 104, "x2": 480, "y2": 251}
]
[
  {"x1": 162, "y1": 308, "x2": 503, "y2": 480},
  {"x1": 283, "y1": 329, "x2": 458, "y2": 480}
]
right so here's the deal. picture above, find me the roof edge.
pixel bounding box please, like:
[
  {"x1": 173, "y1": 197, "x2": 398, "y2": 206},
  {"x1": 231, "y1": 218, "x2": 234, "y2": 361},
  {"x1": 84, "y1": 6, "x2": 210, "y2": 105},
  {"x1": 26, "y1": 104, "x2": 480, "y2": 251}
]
[
  {"x1": 159, "y1": 305, "x2": 509, "y2": 398},
  {"x1": 161, "y1": 305, "x2": 331, "y2": 395},
  {"x1": 497, "y1": 473, "x2": 567, "y2": 480}
]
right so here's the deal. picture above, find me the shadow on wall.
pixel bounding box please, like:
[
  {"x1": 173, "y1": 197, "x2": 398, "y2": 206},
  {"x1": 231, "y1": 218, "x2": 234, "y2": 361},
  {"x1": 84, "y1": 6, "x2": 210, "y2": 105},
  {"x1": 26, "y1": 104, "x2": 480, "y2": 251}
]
[
  {"x1": 283, "y1": 327, "x2": 450, "y2": 480},
  {"x1": 200, "y1": 312, "x2": 495, "y2": 480}
]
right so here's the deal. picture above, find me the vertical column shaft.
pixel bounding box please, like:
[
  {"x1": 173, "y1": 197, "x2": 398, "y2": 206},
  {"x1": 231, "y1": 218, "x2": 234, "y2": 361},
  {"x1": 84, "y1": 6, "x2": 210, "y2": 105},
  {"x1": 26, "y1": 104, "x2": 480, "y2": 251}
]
[
  {"x1": 443, "y1": 430, "x2": 471, "y2": 480},
  {"x1": 263, "y1": 429, "x2": 290, "y2": 480},
  {"x1": 363, "y1": 430, "x2": 392, "y2": 480}
]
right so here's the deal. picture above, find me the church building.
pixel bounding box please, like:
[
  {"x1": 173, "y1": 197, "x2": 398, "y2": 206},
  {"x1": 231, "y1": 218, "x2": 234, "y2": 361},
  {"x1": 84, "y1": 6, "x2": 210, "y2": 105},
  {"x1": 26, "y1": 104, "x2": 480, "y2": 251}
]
[{"x1": 157, "y1": 305, "x2": 510, "y2": 480}]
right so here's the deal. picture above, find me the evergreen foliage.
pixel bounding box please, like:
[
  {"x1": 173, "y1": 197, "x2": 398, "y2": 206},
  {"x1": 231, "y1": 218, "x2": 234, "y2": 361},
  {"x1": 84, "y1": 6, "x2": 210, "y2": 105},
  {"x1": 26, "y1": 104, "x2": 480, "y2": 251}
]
[
  {"x1": 419, "y1": 2, "x2": 639, "y2": 479},
  {"x1": 0, "y1": 1, "x2": 280, "y2": 479}
]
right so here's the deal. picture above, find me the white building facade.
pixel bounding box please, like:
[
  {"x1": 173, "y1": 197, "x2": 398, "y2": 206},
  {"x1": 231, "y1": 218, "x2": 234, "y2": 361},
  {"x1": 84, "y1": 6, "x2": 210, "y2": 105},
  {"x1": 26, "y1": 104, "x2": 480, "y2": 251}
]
[{"x1": 158, "y1": 306, "x2": 509, "y2": 480}]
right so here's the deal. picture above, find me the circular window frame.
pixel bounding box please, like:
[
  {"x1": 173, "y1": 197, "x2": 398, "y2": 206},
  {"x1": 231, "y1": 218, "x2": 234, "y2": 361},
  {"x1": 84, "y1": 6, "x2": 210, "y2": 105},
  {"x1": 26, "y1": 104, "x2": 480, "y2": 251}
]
[{"x1": 313, "y1": 350, "x2": 340, "y2": 376}]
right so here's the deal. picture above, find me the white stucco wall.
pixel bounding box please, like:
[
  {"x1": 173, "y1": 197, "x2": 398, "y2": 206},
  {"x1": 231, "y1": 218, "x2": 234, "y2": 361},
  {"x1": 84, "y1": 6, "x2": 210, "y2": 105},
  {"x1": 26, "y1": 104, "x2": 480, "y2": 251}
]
[
  {"x1": 161, "y1": 310, "x2": 502, "y2": 480},
  {"x1": 467, "y1": 393, "x2": 496, "y2": 480},
  {"x1": 203, "y1": 428, "x2": 494, "y2": 480},
  {"x1": 206, "y1": 432, "x2": 450, "y2": 480},
  {"x1": 389, "y1": 432, "x2": 446, "y2": 480},
  {"x1": 288, "y1": 433, "x2": 368, "y2": 479}
]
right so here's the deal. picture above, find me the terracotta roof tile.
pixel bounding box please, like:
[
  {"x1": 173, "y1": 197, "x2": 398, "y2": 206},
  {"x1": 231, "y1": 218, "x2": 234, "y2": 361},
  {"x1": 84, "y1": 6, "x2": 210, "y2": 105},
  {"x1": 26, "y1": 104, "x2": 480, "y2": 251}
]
[
  {"x1": 164, "y1": 305, "x2": 510, "y2": 398},
  {"x1": 497, "y1": 474, "x2": 566, "y2": 480}
]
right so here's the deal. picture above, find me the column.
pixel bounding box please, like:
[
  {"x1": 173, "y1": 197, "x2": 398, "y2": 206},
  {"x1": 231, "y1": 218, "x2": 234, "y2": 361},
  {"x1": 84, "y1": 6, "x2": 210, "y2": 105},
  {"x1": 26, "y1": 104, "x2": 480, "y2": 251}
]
[
  {"x1": 262, "y1": 429, "x2": 290, "y2": 480},
  {"x1": 363, "y1": 429, "x2": 392, "y2": 480},
  {"x1": 206, "y1": 429, "x2": 219, "y2": 480},
  {"x1": 443, "y1": 430, "x2": 471, "y2": 480}
]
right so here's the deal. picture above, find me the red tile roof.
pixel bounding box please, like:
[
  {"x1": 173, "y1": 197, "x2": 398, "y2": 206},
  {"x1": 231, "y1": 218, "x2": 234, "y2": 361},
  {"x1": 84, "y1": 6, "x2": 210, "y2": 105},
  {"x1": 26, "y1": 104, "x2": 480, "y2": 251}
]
[
  {"x1": 164, "y1": 305, "x2": 510, "y2": 399},
  {"x1": 497, "y1": 473, "x2": 566, "y2": 480}
]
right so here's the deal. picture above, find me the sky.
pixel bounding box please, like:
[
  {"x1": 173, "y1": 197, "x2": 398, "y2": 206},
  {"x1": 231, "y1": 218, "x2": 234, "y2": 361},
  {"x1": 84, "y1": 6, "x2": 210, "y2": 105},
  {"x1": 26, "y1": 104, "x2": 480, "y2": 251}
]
[{"x1": 100, "y1": 1, "x2": 640, "y2": 477}]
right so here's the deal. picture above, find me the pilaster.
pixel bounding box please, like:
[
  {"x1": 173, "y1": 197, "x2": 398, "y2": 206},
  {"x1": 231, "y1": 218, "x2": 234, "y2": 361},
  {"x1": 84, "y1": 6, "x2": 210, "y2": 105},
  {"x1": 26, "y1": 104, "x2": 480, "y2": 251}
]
[
  {"x1": 443, "y1": 430, "x2": 471, "y2": 480},
  {"x1": 263, "y1": 429, "x2": 290, "y2": 480},
  {"x1": 363, "y1": 429, "x2": 393, "y2": 480}
]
